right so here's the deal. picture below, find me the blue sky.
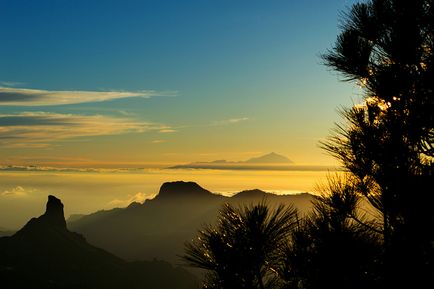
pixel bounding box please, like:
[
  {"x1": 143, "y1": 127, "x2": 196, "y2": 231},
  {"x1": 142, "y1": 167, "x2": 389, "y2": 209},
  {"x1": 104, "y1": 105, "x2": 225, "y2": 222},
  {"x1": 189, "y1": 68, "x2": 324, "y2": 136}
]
[{"x1": 0, "y1": 0, "x2": 360, "y2": 166}]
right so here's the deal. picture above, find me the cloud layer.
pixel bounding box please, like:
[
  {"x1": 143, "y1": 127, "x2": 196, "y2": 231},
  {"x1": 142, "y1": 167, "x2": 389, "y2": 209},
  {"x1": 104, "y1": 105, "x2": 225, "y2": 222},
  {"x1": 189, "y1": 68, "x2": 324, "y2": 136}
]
[
  {"x1": 0, "y1": 87, "x2": 166, "y2": 106},
  {"x1": 212, "y1": 117, "x2": 249, "y2": 126},
  {"x1": 0, "y1": 112, "x2": 168, "y2": 147},
  {"x1": 108, "y1": 192, "x2": 148, "y2": 207},
  {"x1": 1, "y1": 186, "x2": 33, "y2": 198},
  {"x1": 169, "y1": 162, "x2": 337, "y2": 171}
]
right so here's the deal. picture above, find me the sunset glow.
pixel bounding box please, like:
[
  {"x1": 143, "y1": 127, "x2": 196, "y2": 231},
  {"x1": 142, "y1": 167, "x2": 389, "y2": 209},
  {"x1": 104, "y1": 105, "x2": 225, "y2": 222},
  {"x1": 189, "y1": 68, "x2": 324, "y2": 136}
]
[{"x1": 0, "y1": 0, "x2": 357, "y2": 229}]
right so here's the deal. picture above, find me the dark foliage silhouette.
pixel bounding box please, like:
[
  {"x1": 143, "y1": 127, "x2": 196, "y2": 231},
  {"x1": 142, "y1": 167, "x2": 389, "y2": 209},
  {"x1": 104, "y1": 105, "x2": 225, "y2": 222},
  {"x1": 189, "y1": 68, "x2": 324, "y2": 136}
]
[
  {"x1": 280, "y1": 175, "x2": 382, "y2": 289},
  {"x1": 321, "y1": 0, "x2": 434, "y2": 287},
  {"x1": 184, "y1": 1, "x2": 433, "y2": 288},
  {"x1": 69, "y1": 181, "x2": 313, "y2": 264},
  {"x1": 183, "y1": 202, "x2": 297, "y2": 289}
]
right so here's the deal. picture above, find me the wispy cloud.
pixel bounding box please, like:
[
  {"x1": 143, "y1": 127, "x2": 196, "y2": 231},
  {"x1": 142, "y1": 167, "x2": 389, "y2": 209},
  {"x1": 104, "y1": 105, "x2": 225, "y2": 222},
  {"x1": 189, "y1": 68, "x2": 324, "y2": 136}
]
[
  {"x1": 0, "y1": 165, "x2": 146, "y2": 173},
  {"x1": 0, "y1": 81, "x2": 25, "y2": 87},
  {"x1": 108, "y1": 192, "x2": 148, "y2": 207},
  {"x1": 1, "y1": 186, "x2": 33, "y2": 198},
  {"x1": 169, "y1": 163, "x2": 339, "y2": 171},
  {"x1": 212, "y1": 117, "x2": 249, "y2": 126},
  {"x1": 0, "y1": 112, "x2": 171, "y2": 147},
  {"x1": 0, "y1": 87, "x2": 173, "y2": 106},
  {"x1": 151, "y1": 139, "x2": 168, "y2": 144},
  {"x1": 159, "y1": 128, "x2": 176, "y2": 133}
]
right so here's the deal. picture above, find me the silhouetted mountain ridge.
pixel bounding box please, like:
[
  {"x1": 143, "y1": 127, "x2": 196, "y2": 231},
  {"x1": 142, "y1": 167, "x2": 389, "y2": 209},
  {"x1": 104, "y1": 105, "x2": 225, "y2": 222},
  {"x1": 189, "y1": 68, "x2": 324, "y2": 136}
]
[
  {"x1": 155, "y1": 181, "x2": 219, "y2": 200},
  {"x1": 232, "y1": 189, "x2": 272, "y2": 199},
  {"x1": 69, "y1": 181, "x2": 314, "y2": 263},
  {"x1": 0, "y1": 196, "x2": 198, "y2": 289}
]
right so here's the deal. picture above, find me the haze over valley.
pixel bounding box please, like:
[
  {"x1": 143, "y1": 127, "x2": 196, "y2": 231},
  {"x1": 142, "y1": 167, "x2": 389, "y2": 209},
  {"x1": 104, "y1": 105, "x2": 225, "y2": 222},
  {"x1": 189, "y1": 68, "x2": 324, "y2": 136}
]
[
  {"x1": 2, "y1": 0, "x2": 430, "y2": 288},
  {"x1": 0, "y1": 154, "x2": 334, "y2": 230}
]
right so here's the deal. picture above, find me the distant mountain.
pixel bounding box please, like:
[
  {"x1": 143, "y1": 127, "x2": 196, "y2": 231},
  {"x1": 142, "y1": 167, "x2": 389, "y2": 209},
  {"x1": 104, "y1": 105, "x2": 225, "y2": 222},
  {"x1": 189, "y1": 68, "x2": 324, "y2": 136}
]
[
  {"x1": 0, "y1": 229, "x2": 14, "y2": 237},
  {"x1": 244, "y1": 152, "x2": 293, "y2": 163},
  {"x1": 66, "y1": 213, "x2": 85, "y2": 223},
  {"x1": 69, "y1": 181, "x2": 313, "y2": 264},
  {"x1": 169, "y1": 152, "x2": 298, "y2": 170},
  {"x1": 0, "y1": 226, "x2": 14, "y2": 237},
  {"x1": 232, "y1": 189, "x2": 277, "y2": 199},
  {"x1": 156, "y1": 181, "x2": 218, "y2": 200},
  {"x1": 0, "y1": 195, "x2": 198, "y2": 289}
]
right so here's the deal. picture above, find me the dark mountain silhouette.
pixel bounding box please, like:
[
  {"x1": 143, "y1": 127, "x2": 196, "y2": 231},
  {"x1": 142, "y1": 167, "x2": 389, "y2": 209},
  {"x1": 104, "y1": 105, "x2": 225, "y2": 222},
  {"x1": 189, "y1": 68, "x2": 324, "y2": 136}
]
[
  {"x1": 0, "y1": 195, "x2": 198, "y2": 289},
  {"x1": 156, "y1": 181, "x2": 218, "y2": 200},
  {"x1": 233, "y1": 189, "x2": 269, "y2": 199},
  {"x1": 69, "y1": 181, "x2": 313, "y2": 263}
]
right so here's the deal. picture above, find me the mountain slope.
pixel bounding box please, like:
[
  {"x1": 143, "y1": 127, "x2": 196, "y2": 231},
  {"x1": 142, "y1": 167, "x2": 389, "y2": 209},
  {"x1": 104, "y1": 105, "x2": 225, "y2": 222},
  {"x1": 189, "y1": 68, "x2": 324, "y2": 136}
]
[
  {"x1": 244, "y1": 152, "x2": 293, "y2": 163},
  {"x1": 0, "y1": 195, "x2": 197, "y2": 289},
  {"x1": 169, "y1": 152, "x2": 294, "y2": 170},
  {"x1": 69, "y1": 181, "x2": 313, "y2": 263}
]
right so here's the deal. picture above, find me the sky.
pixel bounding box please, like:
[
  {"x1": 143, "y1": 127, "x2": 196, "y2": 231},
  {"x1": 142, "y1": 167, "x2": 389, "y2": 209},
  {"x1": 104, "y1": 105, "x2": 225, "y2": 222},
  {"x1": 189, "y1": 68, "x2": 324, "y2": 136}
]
[
  {"x1": 0, "y1": 0, "x2": 361, "y2": 167},
  {"x1": 0, "y1": 169, "x2": 334, "y2": 229},
  {"x1": 0, "y1": 0, "x2": 363, "y2": 228}
]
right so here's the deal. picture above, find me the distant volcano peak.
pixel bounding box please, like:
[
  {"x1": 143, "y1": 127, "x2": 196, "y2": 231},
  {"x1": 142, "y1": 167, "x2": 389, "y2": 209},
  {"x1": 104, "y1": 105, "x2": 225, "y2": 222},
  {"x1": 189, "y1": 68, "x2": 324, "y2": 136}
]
[{"x1": 244, "y1": 152, "x2": 293, "y2": 164}]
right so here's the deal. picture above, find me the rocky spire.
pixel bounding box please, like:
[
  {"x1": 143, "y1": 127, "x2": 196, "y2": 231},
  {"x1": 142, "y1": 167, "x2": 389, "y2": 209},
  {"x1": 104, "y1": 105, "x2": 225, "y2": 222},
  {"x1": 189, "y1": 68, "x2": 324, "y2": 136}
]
[{"x1": 40, "y1": 195, "x2": 67, "y2": 228}]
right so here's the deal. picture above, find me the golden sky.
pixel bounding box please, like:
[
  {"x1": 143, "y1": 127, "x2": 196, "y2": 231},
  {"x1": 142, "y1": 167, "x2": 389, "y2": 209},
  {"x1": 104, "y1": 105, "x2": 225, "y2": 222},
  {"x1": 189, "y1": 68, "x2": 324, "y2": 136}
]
[{"x1": 0, "y1": 0, "x2": 359, "y2": 168}]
